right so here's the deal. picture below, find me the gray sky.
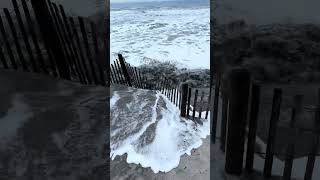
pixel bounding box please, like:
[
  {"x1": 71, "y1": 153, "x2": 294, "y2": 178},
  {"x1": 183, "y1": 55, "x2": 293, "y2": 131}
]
[{"x1": 111, "y1": 0, "x2": 173, "y2": 3}]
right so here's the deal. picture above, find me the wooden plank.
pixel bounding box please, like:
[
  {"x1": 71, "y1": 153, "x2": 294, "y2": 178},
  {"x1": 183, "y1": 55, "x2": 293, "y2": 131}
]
[
  {"x1": 220, "y1": 92, "x2": 228, "y2": 152},
  {"x1": 111, "y1": 64, "x2": 120, "y2": 84},
  {"x1": 187, "y1": 88, "x2": 192, "y2": 117},
  {"x1": 69, "y1": 17, "x2": 91, "y2": 84},
  {"x1": 199, "y1": 91, "x2": 205, "y2": 118},
  {"x1": 0, "y1": 45, "x2": 8, "y2": 69},
  {"x1": 212, "y1": 77, "x2": 220, "y2": 143},
  {"x1": 176, "y1": 86, "x2": 179, "y2": 106},
  {"x1": 32, "y1": 0, "x2": 69, "y2": 78},
  {"x1": 4, "y1": 8, "x2": 28, "y2": 72},
  {"x1": 118, "y1": 54, "x2": 132, "y2": 86},
  {"x1": 134, "y1": 66, "x2": 142, "y2": 88},
  {"x1": 115, "y1": 59, "x2": 126, "y2": 85},
  {"x1": 283, "y1": 144, "x2": 294, "y2": 180},
  {"x1": 0, "y1": 16, "x2": 17, "y2": 69},
  {"x1": 58, "y1": 4, "x2": 86, "y2": 83},
  {"x1": 179, "y1": 88, "x2": 182, "y2": 109},
  {"x1": 245, "y1": 83, "x2": 261, "y2": 172},
  {"x1": 304, "y1": 136, "x2": 319, "y2": 180},
  {"x1": 90, "y1": 21, "x2": 106, "y2": 86},
  {"x1": 53, "y1": 3, "x2": 81, "y2": 80},
  {"x1": 31, "y1": 0, "x2": 65, "y2": 78},
  {"x1": 129, "y1": 64, "x2": 138, "y2": 87},
  {"x1": 192, "y1": 89, "x2": 199, "y2": 120},
  {"x1": 304, "y1": 88, "x2": 320, "y2": 180},
  {"x1": 134, "y1": 67, "x2": 142, "y2": 88},
  {"x1": 12, "y1": 0, "x2": 38, "y2": 72},
  {"x1": 225, "y1": 69, "x2": 251, "y2": 175},
  {"x1": 21, "y1": 0, "x2": 48, "y2": 74},
  {"x1": 173, "y1": 87, "x2": 177, "y2": 105},
  {"x1": 205, "y1": 81, "x2": 212, "y2": 119},
  {"x1": 78, "y1": 17, "x2": 99, "y2": 84},
  {"x1": 264, "y1": 88, "x2": 282, "y2": 177},
  {"x1": 48, "y1": 2, "x2": 75, "y2": 76},
  {"x1": 110, "y1": 66, "x2": 117, "y2": 84}
]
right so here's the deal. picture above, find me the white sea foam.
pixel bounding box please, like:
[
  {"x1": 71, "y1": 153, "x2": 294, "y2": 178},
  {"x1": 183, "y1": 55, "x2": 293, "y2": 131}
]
[
  {"x1": 110, "y1": 91, "x2": 210, "y2": 173},
  {"x1": 111, "y1": 6, "x2": 210, "y2": 69}
]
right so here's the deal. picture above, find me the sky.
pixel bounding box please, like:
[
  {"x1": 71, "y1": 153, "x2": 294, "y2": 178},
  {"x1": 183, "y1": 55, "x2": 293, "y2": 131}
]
[{"x1": 111, "y1": 0, "x2": 187, "y2": 4}]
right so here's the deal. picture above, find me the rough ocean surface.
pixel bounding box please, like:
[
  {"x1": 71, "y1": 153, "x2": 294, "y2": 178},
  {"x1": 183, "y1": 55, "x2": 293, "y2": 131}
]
[
  {"x1": 110, "y1": 85, "x2": 209, "y2": 173},
  {"x1": 110, "y1": 3, "x2": 210, "y2": 69},
  {"x1": 0, "y1": 70, "x2": 108, "y2": 180}
]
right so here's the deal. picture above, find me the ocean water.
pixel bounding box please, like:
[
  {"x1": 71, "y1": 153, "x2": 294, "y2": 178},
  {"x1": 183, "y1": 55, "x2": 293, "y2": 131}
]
[
  {"x1": 111, "y1": 88, "x2": 209, "y2": 173},
  {"x1": 110, "y1": 1, "x2": 210, "y2": 69}
]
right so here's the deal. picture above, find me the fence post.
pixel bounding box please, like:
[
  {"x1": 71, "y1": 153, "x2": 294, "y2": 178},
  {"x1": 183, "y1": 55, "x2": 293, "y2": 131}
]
[
  {"x1": 245, "y1": 82, "x2": 261, "y2": 172},
  {"x1": 180, "y1": 83, "x2": 188, "y2": 117},
  {"x1": 90, "y1": 21, "x2": 106, "y2": 86},
  {"x1": 192, "y1": 89, "x2": 199, "y2": 120},
  {"x1": 304, "y1": 88, "x2": 320, "y2": 180},
  {"x1": 69, "y1": 17, "x2": 91, "y2": 83},
  {"x1": 12, "y1": 0, "x2": 38, "y2": 73},
  {"x1": 212, "y1": 75, "x2": 220, "y2": 143},
  {"x1": 187, "y1": 88, "x2": 192, "y2": 116},
  {"x1": 30, "y1": 0, "x2": 70, "y2": 79},
  {"x1": 118, "y1": 54, "x2": 132, "y2": 86},
  {"x1": 305, "y1": 135, "x2": 319, "y2": 180},
  {"x1": 199, "y1": 91, "x2": 205, "y2": 118},
  {"x1": 283, "y1": 143, "x2": 295, "y2": 180},
  {"x1": 263, "y1": 88, "x2": 282, "y2": 177},
  {"x1": 21, "y1": 0, "x2": 48, "y2": 74},
  {"x1": 4, "y1": 8, "x2": 28, "y2": 72},
  {"x1": 0, "y1": 46, "x2": 8, "y2": 69},
  {"x1": 205, "y1": 81, "x2": 212, "y2": 119},
  {"x1": 225, "y1": 68, "x2": 251, "y2": 175},
  {"x1": 78, "y1": 17, "x2": 99, "y2": 85},
  {"x1": 0, "y1": 16, "x2": 17, "y2": 70}
]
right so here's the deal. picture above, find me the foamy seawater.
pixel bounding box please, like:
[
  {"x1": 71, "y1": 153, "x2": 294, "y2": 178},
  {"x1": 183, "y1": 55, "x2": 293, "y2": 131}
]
[
  {"x1": 110, "y1": 3, "x2": 210, "y2": 69},
  {"x1": 110, "y1": 88, "x2": 210, "y2": 173}
]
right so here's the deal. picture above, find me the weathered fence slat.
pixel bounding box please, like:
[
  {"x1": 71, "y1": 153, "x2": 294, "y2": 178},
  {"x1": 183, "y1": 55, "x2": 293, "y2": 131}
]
[
  {"x1": 134, "y1": 67, "x2": 142, "y2": 88},
  {"x1": 176, "y1": 87, "x2": 179, "y2": 106},
  {"x1": 55, "y1": 3, "x2": 82, "y2": 81},
  {"x1": 187, "y1": 88, "x2": 192, "y2": 117},
  {"x1": 304, "y1": 88, "x2": 320, "y2": 180},
  {"x1": 0, "y1": 16, "x2": 17, "y2": 69},
  {"x1": 118, "y1": 54, "x2": 132, "y2": 86},
  {"x1": 173, "y1": 87, "x2": 177, "y2": 105},
  {"x1": 0, "y1": 46, "x2": 8, "y2": 69},
  {"x1": 220, "y1": 92, "x2": 228, "y2": 152},
  {"x1": 304, "y1": 136, "x2": 319, "y2": 180},
  {"x1": 79, "y1": 17, "x2": 99, "y2": 85},
  {"x1": 245, "y1": 83, "x2": 261, "y2": 172},
  {"x1": 212, "y1": 77, "x2": 220, "y2": 143},
  {"x1": 179, "y1": 89, "x2": 182, "y2": 109},
  {"x1": 90, "y1": 21, "x2": 106, "y2": 86},
  {"x1": 69, "y1": 17, "x2": 91, "y2": 83},
  {"x1": 48, "y1": 2, "x2": 75, "y2": 76},
  {"x1": 114, "y1": 60, "x2": 123, "y2": 84},
  {"x1": 225, "y1": 69, "x2": 251, "y2": 175},
  {"x1": 283, "y1": 144, "x2": 295, "y2": 179},
  {"x1": 31, "y1": 0, "x2": 69, "y2": 78},
  {"x1": 199, "y1": 91, "x2": 205, "y2": 118},
  {"x1": 111, "y1": 68, "x2": 117, "y2": 84},
  {"x1": 21, "y1": 0, "x2": 48, "y2": 74},
  {"x1": 59, "y1": 5, "x2": 86, "y2": 83},
  {"x1": 12, "y1": 0, "x2": 38, "y2": 72},
  {"x1": 192, "y1": 89, "x2": 198, "y2": 120},
  {"x1": 4, "y1": 8, "x2": 28, "y2": 72},
  {"x1": 264, "y1": 88, "x2": 282, "y2": 177},
  {"x1": 111, "y1": 64, "x2": 120, "y2": 84},
  {"x1": 205, "y1": 82, "x2": 212, "y2": 119}
]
